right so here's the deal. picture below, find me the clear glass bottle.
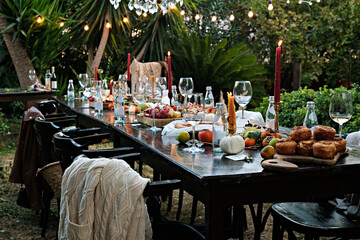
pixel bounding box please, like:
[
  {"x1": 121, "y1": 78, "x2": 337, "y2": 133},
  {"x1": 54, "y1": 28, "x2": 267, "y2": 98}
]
[
  {"x1": 45, "y1": 69, "x2": 51, "y2": 89},
  {"x1": 266, "y1": 96, "x2": 275, "y2": 131},
  {"x1": 204, "y1": 86, "x2": 215, "y2": 108},
  {"x1": 114, "y1": 83, "x2": 125, "y2": 125},
  {"x1": 101, "y1": 79, "x2": 108, "y2": 100},
  {"x1": 212, "y1": 102, "x2": 227, "y2": 153},
  {"x1": 171, "y1": 85, "x2": 179, "y2": 106},
  {"x1": 94, "y1": 80, "x2": 103, "y2": 117},
  {"x1": 303, "y1": 101, "x2": 318, "y2": 132},
  {"x1": 67, "y1": 79, "x2": 75, "y2": 102}
]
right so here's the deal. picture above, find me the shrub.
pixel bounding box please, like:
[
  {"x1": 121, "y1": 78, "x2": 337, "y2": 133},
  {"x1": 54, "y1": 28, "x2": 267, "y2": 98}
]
[{"x1": 255, "y1": 85, "x2": 360, "y2": 134}]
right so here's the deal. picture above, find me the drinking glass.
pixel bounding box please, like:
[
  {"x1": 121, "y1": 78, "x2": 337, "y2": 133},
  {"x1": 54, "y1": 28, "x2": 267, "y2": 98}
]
[
  {"x1": 182, "y1": 109, "x2": 205, "y2": 154},
  {"x1": 78, "y1": 73, "x2": 89, "y2": 99},
  {"x1": 145, "y1": 81, "x2": 162, "y2": 132},
  {"x1": 233, "y1": 81, "x2": 253, "y2": 119},
  {"x1": 29, "y1": 70, "x2": 36, "y2": 84},
  {"x1": 178, "y1": 77, "x2": 194, "y2": 109},
  {"x1": 133, "y1": 78, "x2": 146, "y2": 114},
  {"x1": 118, "y1": 74, "x2": 128, "y2": 96},
  {"x1": 193, "y1": 93, "x2": 204, "y2": 111},
  {"x1": 89, "y1": 78, "x2": 96, "y2": 96},
  {"x1": 329, "y1": 91, "x2": 353, "y2": 138}
]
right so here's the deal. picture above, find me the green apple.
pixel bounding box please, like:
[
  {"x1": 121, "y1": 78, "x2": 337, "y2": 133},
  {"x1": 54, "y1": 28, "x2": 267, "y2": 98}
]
[{"x1": 269, "y1": 138, "x2": 279, "y2": 147}]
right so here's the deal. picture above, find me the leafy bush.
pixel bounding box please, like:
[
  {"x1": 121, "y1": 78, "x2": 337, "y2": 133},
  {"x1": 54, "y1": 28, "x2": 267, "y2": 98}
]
[
  {"x1": 255, "y1": 85, "x2": 360, "y2": 134},
  {"x1": 0, "y1": 111, "x2": 10, "y2": 135}
]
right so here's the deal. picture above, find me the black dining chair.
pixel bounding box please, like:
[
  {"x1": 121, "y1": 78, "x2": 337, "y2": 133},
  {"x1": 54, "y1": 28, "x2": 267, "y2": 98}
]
[{"x1": 271, "y1": 201, "x2": 360, "y2": 240}]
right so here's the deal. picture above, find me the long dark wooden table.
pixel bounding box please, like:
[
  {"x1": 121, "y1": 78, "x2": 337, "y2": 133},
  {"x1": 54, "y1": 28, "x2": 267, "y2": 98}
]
[
  {"x1": 0, "y1": 88, "x2": 57, "y2": 109},
  {"x1": 54, "y1": 96, "x2": 360, "y2": 240}
]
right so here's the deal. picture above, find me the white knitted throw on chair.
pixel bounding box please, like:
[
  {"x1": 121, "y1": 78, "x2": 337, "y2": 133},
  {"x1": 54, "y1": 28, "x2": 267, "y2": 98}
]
[{"x1": 58, "y1": 156, "x2": 152, "y2": 240}]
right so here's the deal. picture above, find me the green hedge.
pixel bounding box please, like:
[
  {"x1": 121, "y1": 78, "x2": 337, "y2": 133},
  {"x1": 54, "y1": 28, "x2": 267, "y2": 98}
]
[{"x1": 255, "y1": 84, "x2": 360, "y2": 134}]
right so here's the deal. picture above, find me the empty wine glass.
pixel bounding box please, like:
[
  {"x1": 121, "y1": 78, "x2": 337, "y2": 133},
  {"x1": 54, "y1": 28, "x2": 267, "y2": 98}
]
[
  {"x1": 118, "y1": 74, "x2": 129, "y2": 96},
  {"x1": 329, "y1": 90, "x2": 353, "y2": 138},
  {"x1": 178, "y1": 77, "x2": 194, "y2": 110},
  {"x1": 29, "y1": 70, "x2": 36, "y2": 84},
  {"x1": 182, "y1": 108, "x2": 205, "y2": 154},
  {"x1": 156, "y1": 77, "x2": 167, "y2": 103},
  {"x1": 78, "y1": 73, "x2": 89, "y2": 99},
  {"x1": 145, "y1": 80, "x2": 162, "y2": 132},
  {"x1": 133, "y1": 77, "x2": 146, "y2": 114},
  {"x1": 233, "y1": 81, "x2": 253, "y2": 119}
]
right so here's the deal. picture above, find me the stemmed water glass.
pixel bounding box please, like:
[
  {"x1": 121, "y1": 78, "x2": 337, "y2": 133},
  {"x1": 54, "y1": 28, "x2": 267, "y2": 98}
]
[
  {"x1": 182, "y1": 108, "x2": 205, "y2": 154},
  {"x1": 29, "y1": 70, "x2": 36, "y2": 84},
  {"x1": 178, "y1": 77, "x2": 194, "y2": 110},
  {"x1": 133, "y1": 77, "x2": 146, "y2": 115},
  {"x1": 118, "y1": 74, "x2": 128, "y2": 96},
  {"x1": 233, "y1": 81, "x2": 253, "y2": 119},
  {"x1": 329, "y1": 91, "x2": 353, "y2": 138},
  {"x1": 78, "y1": 73, "x2": 89, "y2": 99},
  {"x1": 156, "y1": 77, "x2": 167, "y2": 102},
  {"x1": 145, "y1": 80, "x2": 162, "y2": 132}
]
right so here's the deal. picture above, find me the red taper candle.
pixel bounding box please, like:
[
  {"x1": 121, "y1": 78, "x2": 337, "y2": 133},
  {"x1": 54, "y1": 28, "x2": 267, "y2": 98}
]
[
  {"x1": 274, "y1": 40, "x2": 282, "y2": 103},
  {"x1": 95, "y1": 65, "x2": 98, "y2": 81},
  {"x1": 167, "y1": 51, "x2": 172, "y2": 93},
  {"x1": 127, "y1": 53, "x2": 130, "y2": 82}
]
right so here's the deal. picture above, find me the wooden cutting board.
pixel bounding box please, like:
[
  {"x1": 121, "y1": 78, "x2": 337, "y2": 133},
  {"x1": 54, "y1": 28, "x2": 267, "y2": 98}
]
[
  {"x1": 262, "y1": 159, "x2": 299, "y2": 172},
  {"x1": 274, "y1": 149, "x2": 349, "y2": 166}
]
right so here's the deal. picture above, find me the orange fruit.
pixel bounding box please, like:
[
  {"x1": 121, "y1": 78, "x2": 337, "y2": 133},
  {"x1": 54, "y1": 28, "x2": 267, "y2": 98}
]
[
  {"x1": 261, "y1": 131, "x2": 271, "y2": 139},
  {"x1": 245, "y1": 138, "x2": 256, "y2": 147},
  {"x1": 261, "y1": 145, "x2": 276, "y2": 159},
  {"x1": 198, "y1": 130, "x2": 213, "y2": 143},
  {"x1": 271, "y1": 133, "x2": 282, "y2": 139},
  {"x1": 262, "y1": 136, "x2": 274, "y2": 147}
]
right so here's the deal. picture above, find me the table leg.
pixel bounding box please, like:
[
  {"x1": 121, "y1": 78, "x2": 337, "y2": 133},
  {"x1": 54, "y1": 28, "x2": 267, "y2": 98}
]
[
  {"x1": 249, "y1": 203, "x2": 272, "y2": 240},
  {"x1": 205, "y1": 200, "x2": 225, "y2": 240}
]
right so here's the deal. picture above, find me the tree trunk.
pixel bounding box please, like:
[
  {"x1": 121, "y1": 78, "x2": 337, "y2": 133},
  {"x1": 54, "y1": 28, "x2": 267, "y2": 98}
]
[
  {"x1": 89, "y1": 6, "x2": 110, "y2": 74},
  {"x1": 136, "y1": 40, "x2": 149, "y2": 61},
  {"x1": 293, "y1": 62, "x2": 302, "y2": 90},
  {"x1": 0, "y1": 16, "x2": 35, "y2": 88}
]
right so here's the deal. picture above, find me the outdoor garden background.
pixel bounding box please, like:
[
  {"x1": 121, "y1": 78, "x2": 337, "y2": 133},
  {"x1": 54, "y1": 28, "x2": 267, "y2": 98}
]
[{"x1": 0, "y1": 0, "x2": 360, "y2": 238}]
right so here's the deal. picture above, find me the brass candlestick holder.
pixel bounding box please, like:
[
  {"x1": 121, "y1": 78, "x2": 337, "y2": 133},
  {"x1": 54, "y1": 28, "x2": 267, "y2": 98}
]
[{"x1": 274, "y1": 101, "x2": 282, "y2": 137}]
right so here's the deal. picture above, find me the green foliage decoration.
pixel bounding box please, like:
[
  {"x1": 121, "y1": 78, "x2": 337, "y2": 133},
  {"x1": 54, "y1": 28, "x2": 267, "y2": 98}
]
[
  {"x1": 170, "y1": 30, "x2": 266, "y2": 107},
  {"x1": 255, "y1": 85, "x2": 360, "y2": 134}
]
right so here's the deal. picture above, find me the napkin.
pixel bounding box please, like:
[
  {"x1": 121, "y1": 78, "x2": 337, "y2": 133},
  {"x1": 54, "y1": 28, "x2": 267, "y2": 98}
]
[
  {"x1": 235, "y1": 110, "x2": 265, "y2": 127},
  {"x1": 161, "y1": 120, "x2": 212, "y2": 136},
  {"x1": 346, "y1": 131, "x2": 360, "y2": 146}
]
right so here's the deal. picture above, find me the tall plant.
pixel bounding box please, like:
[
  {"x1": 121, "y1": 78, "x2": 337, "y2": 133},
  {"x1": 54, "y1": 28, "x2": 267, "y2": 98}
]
[{"x1": 170, "y1": 31, "x2": 266, "y2": 107}]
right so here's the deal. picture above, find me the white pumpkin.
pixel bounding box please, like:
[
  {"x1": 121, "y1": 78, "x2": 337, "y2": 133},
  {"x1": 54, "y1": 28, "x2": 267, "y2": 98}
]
[{"x1": 219, "y1": 135, "x2": 245, "y2": 154}]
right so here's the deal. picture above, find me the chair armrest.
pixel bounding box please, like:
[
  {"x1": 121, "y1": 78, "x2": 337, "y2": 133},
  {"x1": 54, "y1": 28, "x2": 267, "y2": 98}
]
[
  {"x1": 44, "y1": 113, "x2": 66, "y2": 119},
  {"x1": 72, "y1": 133, "x2": 110, "y2": 146},
  {"x1": 62, "y1": 127, "x2": 102, "y2": 138},
  {"x1": 45, "y1": 115, "x2": 77, "y2": 121},
  {"x1": 82, "y1": 147, "x2": 135, "y2": 158},
  {"x1": 143, "y1": 179, "x2": 182, "y2": 197}
]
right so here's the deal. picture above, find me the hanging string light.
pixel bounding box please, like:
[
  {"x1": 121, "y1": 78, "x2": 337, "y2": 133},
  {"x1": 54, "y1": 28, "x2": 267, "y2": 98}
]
[
  {"x1": 211, "y1": 12, "x2": 217, "y2": 22},
  {"x1": 180, "y1": 7, "x2": 186, "y2": 16},
  {"x1": 59, "y1": 21, "x2": 65, "y2": 27},
  {"x1": 143, "y1": 12, "x2": 148, "y2": 17},
  {"x1": 105, "y1": 19, "x2": 111, "y2": 28},
  {"x1": 248, "y1": 7, "x2": 254, "y2": 18},
  {"x1": 268, "y1": 0, "x2": 274, "y2": 11},
  {"x1": 37, "y1": 16, "x2": 42, "y2": 24},
  {"x1": 123, "y1": 15, "x2": 129, "y2": 23},
  {"x1": 229, "y1": 11, "x2": 235, "y2": 22},
  {"x1": 84, "y1": 21, "x2": 89, "y2": 31},
  {"x1": 194, "y1": 10, "x2": 201, "y2": 21}
]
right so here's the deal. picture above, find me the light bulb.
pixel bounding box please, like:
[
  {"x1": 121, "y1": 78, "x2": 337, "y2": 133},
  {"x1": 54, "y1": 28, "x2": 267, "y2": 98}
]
[
  {"x1": 211, "y1": 13, "x2": 217, "y2": 22},
  {"x1": 248, "y1": 7, "x2": 254, "y2": 18},
  {"x1": 287, "y1": 0, "x2": 290, "y2": 3},
  {"x1": 106, "y1": 20, "x2": 111, "y2": 28},
  {"x1": 37, "y1": 16, "x2": 42, "y2": 24},
  {"x1": 123, "y1": 16, "x2": 129, "y2": 23},
  {"x1": 59, "y1": 21, "x2": 65, "y2": 27},
  {"x1": 309, "y1": 1, "x2": 312, "y2": 5},
  {"x1": 298, "y1": 0, "x2": 303, "y2": 4},
  {"x1": 229, "y1": 11, "x2": 235, "y2": 22},
  {"x1": 317, "y1": 0, "x2": 320, "y2": 2},
  {"x1": 143, "y1": 12, "x2": 148, "y2": 17},
  {"x1": 195, "y1": 11, "x2": 200, "y2": 21},
  {"x1": 180, "y1": 9, "x2": 185, "y2": 16},
  {"x1": 268, "y1": 0, "x2": 274, "y2": 11},
  {"x1": 84, "y1": 22, "x2": 89, "y2": 31}
]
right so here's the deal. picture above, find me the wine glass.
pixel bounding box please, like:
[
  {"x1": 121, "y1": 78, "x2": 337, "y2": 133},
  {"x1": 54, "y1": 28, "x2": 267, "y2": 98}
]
[
  {"x1": 156, "y1": 77, "x2": 167, "y2": 103},
  {"x1": 78, "y1": 73, "x2": 89, "y2": 99},
  {"x1": 118, "y1": 74, "x2": 128, "y2": 96},
  {"x1": 89, "y1": 78, "x2": 96, "y2": 96},
  {"x1": 182, "y1": 108, "x2": 205, "y2": 154},
  {"x1": 145, "y1": 80, "x2": 162, "y2": 132},
  {"x1": 133, "y1": 77, "x2": 146, "y2": 114},
  {"x1": 233, "y1": 81, "x2": 253, "y2": 119},
  {"x1": 329, "y1": 90, "x2": 353, "y2": 138},
  {"x1": 29, "y1": 70, "x2": 36, "y2": 84},
  {"x1": 178, "y1": 77, "x2": 194, "y2": 110}
]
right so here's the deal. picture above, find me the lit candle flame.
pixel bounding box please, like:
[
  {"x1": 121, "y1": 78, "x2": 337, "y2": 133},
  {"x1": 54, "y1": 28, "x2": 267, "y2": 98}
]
[
  {"x1": 228, "y1": 92, "x2": 233, "y2": 97},
  {"x1": 168, "y1": 51, "x2": 171, "y2": 57},
  {"x1": 278, "y1": 40, "x2": 283, "y2": 47}
]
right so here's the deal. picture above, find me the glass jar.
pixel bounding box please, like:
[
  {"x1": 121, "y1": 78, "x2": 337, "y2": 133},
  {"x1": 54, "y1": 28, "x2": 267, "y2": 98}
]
[
  {"x1": 266, "y1": 96, "x2": 275, "y2": 131},
  {"x1": 303, "y1": 101, "x2": 318, "y2": 132}
]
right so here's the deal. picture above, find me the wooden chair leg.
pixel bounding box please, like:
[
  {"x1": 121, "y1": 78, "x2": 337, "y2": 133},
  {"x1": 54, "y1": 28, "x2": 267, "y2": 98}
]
[
  {"x1": 41, "y1": 186, "x2": 52, "y2": 237},
  {"x1": 176, "y1": 188, "x2": 184, "y2": 221},
  {"x1": 272, "y1": 215, "x2": 282, "y2": 240},
  {"x1": 190, "y1": 198, "x2": 198, "y2": 225},
  {"x1": 167, "y1": 191, "x2": 173, "y2": 212}
]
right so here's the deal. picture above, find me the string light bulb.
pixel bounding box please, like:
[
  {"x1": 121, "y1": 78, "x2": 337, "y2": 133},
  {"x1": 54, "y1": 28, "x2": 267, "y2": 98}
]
[
  {"x1": 143, "y1": 12, "x2": 148, "y2": 17},
  {"x1": 287, "y1": 0, "x2": 290, "y2": 3},
  {"x1": 194, "y1": 11, "x2": 200, "y2": 21},
  {"x1": 248, "y1": 7, "x2": 254, "y2": 18},
  {"x1": 229, "y1": 11, "x2": 235, "y2": 22},
  {"x1": 308, "y1": 1, "x2": 312, "y2": 5},
  {"x1": 37, "y1": 16, "x2": 42, "y2": 24},
  {"x1": 180, "y1": 8, "x2": 185, "y2": 16},
  {"x1": 84, "y1": 21, "x2": 89, "y2": 31},
  {"x1": 268, "y1": 0, "x2": 274, "y2": 11},
  {"x1": 317, "y1": 0, "x2": 320, "y2": 2},
  {"x1": 105, "y1": 19, "x2": 111, "y2": 28},
  {"x1": 123, "y1": 15, "x2": 129, "y2": 23},
  {"x1": 59, "y1": 21, "x2": 65, "y2": 27},
  {"x1": 298, "y1": 0, "x2": 303, "y2": 4},
  {"x1": 211, "y1": 12, "x2": 217, "y2": 22}
]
